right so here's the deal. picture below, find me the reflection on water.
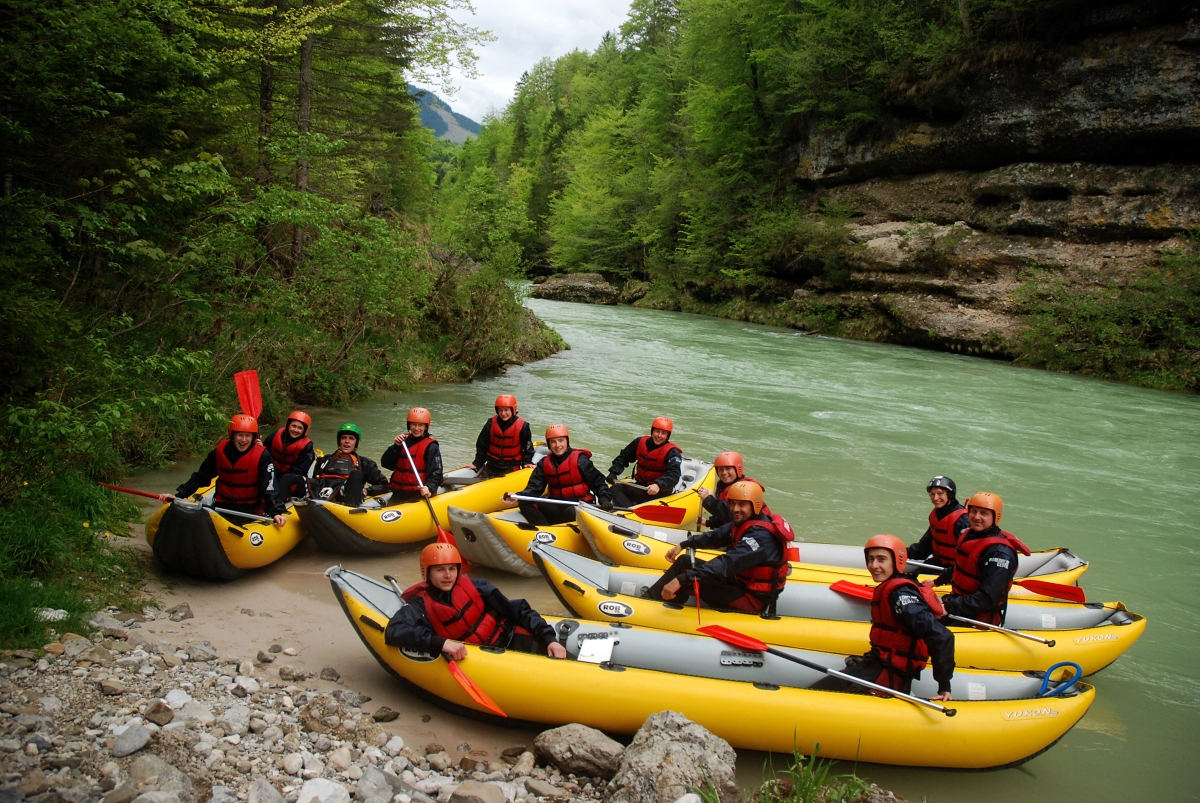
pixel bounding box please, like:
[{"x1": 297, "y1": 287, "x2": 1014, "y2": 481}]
[{"x1": 138, "y1": 298, "x2": 1200, "y2": 803}]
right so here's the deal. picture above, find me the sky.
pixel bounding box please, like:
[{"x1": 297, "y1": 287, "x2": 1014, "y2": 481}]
[{"x1": 416, "y1": 0, "x2": 633, "y2": 123}]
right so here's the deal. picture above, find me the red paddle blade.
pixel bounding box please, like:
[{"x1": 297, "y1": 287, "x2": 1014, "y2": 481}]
[
  {"x1": 830, "y1": 580, "x2": 875, "y2": 600},
  {"x1": 632, "y1": 504, "x2": 687, "y2": 525},
  {"x1": 446, "y1": 660, "x2": 506, "y2": 717},
  {"x1": 694, "y1": 578, "x2": 702, "y2": 626},
  {"x1": 1015, "y1": 579, "x2": 1086, "y2": 603},
  {"x1": 697, "y1": 624, "x2": 768, "y2": 652},
  {"x1": 234, "y1": 370, "x2": 263, "y2": 419}
]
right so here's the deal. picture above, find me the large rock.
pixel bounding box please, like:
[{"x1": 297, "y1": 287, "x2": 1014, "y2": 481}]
[
  {"x1": 247, "y1": 778, "x2": 283, "y2": 803},
  {"x1": 217, "y1": 705, "x2": 250, "y2": 735},
  {"x1": 448, "y1": 782, "x2": 504, "y2": 803},
  {"x1": 352, "y1": 767, "x2": 392, "y2": 803},
  {"x1": 129, "y1": 756, "x2": 195, "y2": 803},
  {"x1": 534, "y1": 724, "x2": 624, "y2": 780},
  {"x1": 529, "y1": 273, "x2": 620, "y2": 305},
  {"x1": 603, "y1": 712, "x2": 738, "y2": 803},
  {"x1": 112, "y1": 725, "x2": 151, "y2": 758},
  {"x1": 296, "y1": 779, "x2": 350, "y2": 803}
]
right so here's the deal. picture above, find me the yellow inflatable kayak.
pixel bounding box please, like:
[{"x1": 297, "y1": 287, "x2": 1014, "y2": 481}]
[
  {"x1": 146, "y1": 496, "x2": 305, "y2": 581},
  {"x1": 576, "y1": 507, "x2": 1089, "y2": 597},
  {"x1": 296, "y1": 458, "x2": 546, "y2": 554},
  {"x1": 328, "y1": 565, "x2": 1095, "y2": 769},
  {"x1": 532, "y1": 544, "x2": 1145, "y2": 676},
  {"x1": 449, "y1": 460, "x2": 716, "y2": 576}
]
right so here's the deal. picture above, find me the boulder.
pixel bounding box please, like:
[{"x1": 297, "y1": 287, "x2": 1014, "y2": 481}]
[
  {"x1": 247, "y1": 778, "x2": 283, "y2": 803},
  {"x1": 112, "y1": 725, "x2": 151, "y2": 758},
  {"x1": 319, "y1": 666, "x2": 340, "y2": 682},
  {"x1": 509, "y1": 752, "x2": 535, "y2": 778},
  {"x1": 131, "y1": 792, "x2": 181, "y2": 803},
  {"x1": 279, "y1": 666, "x2": 308, "y2": 682},
  {"x1": 529, "y1": 273, "x2": 620, "y2": 305},
  {"x1": 165, "y1": 604, "x2": 194, "y2": 622},
  {"x1": 534, "y1": 723, "x2": 624, "y2": 779},
  {"x1": 129, "y1": 755, "x2": 196, "y2": 803},
  {"x1": 187, "y1": 642, "x2": 218, "y2": 662},
  {"x1": 217, "y1": 705, "x2": 250, "y2": 735},
  {"x1": 352, "y1": 767, "x2": 392, "y2": 803},
  {"x1": 383, "y1": 736, "x2": 405, "y2": 757},
  {"x1": 425, "y1": 752, "x2": 452, "y2": 772},
  {"x1": 371, "y1": 707, "x2": 398, "y2": 723},
  {"x1": 604, "y1": 712, "x2": 738, "y2": 803},
  {"x1": 327, "y1": 747, "x2": 352, "y2": 771},
  {"x1": 176, "y1": 702, "x2": 214, "y2": 725},
  {"x1": 206, "y1": 788, "x2": 236, "y2": 803},
  {"x1": 144, "y1": 701, "x2": 174, "y2": 726},
  {"x1": 448, "y1": 782, "x2": 504, "y2": 803},
  {"x1": 90, "y1": 612, "x2": 125, "y2": 631},
  {"x1": 619, "y1": 281, "x2": 650, "y2": 305},
  {"x1": 523, "y1": 779, "x2": 563, "y2": 798},
  {"x1": 296, "y1": 779, "x2": 350, "y2": 803},
  {"x1": 283, "y1": 754, "x2": 304, "y2": 776}
]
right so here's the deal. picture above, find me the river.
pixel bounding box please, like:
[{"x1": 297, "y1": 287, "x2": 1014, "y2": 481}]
[{"x1": 137, "y1": 297, "x2": 1200, "y2": 802}]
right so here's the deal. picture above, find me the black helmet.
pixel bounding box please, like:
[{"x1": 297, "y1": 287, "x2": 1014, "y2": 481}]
[{"x1": 926, "y1": 476, "x2": 956, "y2": 499}]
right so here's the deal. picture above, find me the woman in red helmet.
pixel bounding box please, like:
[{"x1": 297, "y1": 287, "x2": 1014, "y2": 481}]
[
  {"x1": 646, "y1": 481, "x2": 793, "y2": 613},
  {"x1": 385, "y1": 543, "x2": 567, "y2": 660},
  {"x1": 467, "y1": 394, "x2": 535, "y2": 478},
  {"x1": 606, "y1": 416, "x2": 682, "y2": 507},
  {"x1": 935, "y1": 492, "x2": 1031, "y2": 626},
  {"x1": 696, "y1": 451, "x2": 768, "y2": 528},
  {"x1": 380, "y1": 407, "x2": 443, "y2": 506},
  {"x1": 264, "y1": 410, "x2": 316, "y2": 501},
  {"x1": 813, "y1": 535, "x2": 954, "y2": 699},
  {"x1": 159, "y1": 414, "x2": 287, "y2": 526},
  {"x1": 503, "y1": 424, "x2": 613, "y2": 525}
]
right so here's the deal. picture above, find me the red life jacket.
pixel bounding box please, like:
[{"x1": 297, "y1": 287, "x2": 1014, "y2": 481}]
[
  {"x1": 950, "y1": 529, "x2": 1032, "y2": 624},
  {"x1": 214, "y1": 440, "x2": 267, "y2": 507},
  {"x1": 267, "y1": 429, "x2": 312, "y2": 475},
  {"x1": 870, "y1": 575, "x2": 930, "y2": 678},
  {"x1": 633, "y1": 436, "x2": 682, "y2": 485},
  {"x1": 486, "y1": 416, "x2": 526, "y2": 463},
  {"x1": 389, "y1": 436, "x2": 436, "y2": 493},
  {"x1": 928, "y1": 505, "x2": 968, "y2": 564},
  {"x1": 542, "y1": 449, "x2": 594, "y2": 501},
  {"x1": 730, "y1": 513, "x2": 795, "y2": 596},
  {"x1": 402, "y1": 575, "x2": 505, "y2": 646}
]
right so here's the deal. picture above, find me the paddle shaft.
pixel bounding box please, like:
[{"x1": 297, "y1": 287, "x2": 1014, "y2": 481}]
[
  {"x1": 689, "y1": 546, "x2": 701, "y2": 625},
  {"x1": 100, "y1": 483, "x2": 275, "y2": 523},
  {"x1": 99, "y1": 482, "x2": 161, "y2": 500},
  {"x1": 946, "y1": 614, "x2": 1056, "y2": 646},
  {"x1": 510, "y1": 495, "x2": 650, "y2": 515},
  {"x1": 400, "y1": 438, "x2": 452, "y2": 544}
]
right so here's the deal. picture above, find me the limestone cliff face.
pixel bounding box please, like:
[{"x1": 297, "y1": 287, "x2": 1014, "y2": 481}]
[{"x1": 759, "y1": 14, "x2": 1200, "y2": 359}]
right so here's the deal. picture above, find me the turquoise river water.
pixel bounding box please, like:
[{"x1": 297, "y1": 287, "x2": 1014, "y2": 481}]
[{"x1": 142, "y1": 297, "x2": 1200, "y2": 801}]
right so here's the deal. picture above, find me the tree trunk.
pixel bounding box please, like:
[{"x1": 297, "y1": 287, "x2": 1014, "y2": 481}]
[
  {"x1": 958, "y1": 0, "x2": 971, "y2": 33},
  {"x1": 293, "y1": 17, "x2": 314, "y2": 266},
  {"x1": 256, "y1": 60, "x2": 274, "y2": 186}
]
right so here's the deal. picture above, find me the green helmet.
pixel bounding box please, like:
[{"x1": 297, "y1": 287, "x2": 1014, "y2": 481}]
[{"x1": 337, "y1": 423, "x2": 362, "y2": 443}]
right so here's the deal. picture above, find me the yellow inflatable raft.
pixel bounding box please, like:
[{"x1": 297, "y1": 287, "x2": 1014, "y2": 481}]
[
  {"x1": 532, "y1": 544, "x2": 1145, "y2": 676},
  {"x1": 328, "y1": 565, "x2": 1095, "y2": 769},
  {"x1": 576, "y1": 507, "x2": 1090, "y2": 596},
  {"x1": 296, "y1": 458, "x2": 546, "y2": 554},
  {"x1": 146, "y1": 496, "x2": 305, "y2": 581},
  {"x1": 449, "y1": 460, "x2": 716, "y2": 576}
]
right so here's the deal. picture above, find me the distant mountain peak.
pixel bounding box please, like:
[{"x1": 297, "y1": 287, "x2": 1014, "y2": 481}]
[{"x1": 409, "y1": 86, "x2": 481, "y2": 144}]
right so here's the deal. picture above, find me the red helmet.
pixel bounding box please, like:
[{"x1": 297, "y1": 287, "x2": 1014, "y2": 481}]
[
  {"x1": 229, "y1": 414, "x2": 258, "y2": 435},
  {"x1": 286, "y1": 410, "x2": 312, "y2": 432},
  {"x1": 494, "y1": 394, "x2": 517, "y2": 412},
  {"x1": 545, "y1": 424, "x2": 570, "y2": 442},
  {"x1": 726, "y1": 480, "x2": 764, "y2": 514},
  {"x1": 651, "y1": 416, "x2": 673, "y2": 434},
  {"x1": 967, "y1": 492, "x2": 1004, "y2": 524},
  {"x1": 420, "y1": 543, "x2": 462, "y2": 579},
  {"x1": 713, "y1": 451, "x2": 744, "y2": 478},
  {"x1": 407, "y1": 407, "x2": 431, "y2": 426},
  {"x1": 864, "y1": 534, "x2": 907, "y2": 574}
]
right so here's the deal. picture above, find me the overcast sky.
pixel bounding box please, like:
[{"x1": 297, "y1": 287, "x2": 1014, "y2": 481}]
[{"x1": 418, "y1": 0, "x2": 633, "y2": 123}]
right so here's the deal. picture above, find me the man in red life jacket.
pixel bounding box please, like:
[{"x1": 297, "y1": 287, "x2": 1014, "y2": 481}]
[
  {"x1": 813, "y1": 535, "x2": 954, "y2": 698},
  {"x1": 309, "y1": 423, "x2": 389, "y2": 507},
  {"x1": 467, "y1": 395, "x2": 534, "y2": 478},
  {"x1": 159, "y1": 414, "x2": 287, "y2": 526},
  {"x1": 264, "y1": 410, "x2": 316, "y2": 502},
  {"x1": 380, "y1": 407, "x2": 443, "y2": 506},
  {"x1": 696, "y1": 451, "x2": 768, "y2": 528},
  {"x1": 503, "y1": 424, "x2": 613, "y2": 526},
  {"x1": 645, "y1": 481, "x2": 792, "y2": 613},
  {"x1": 935, "y1": 492, "x2": 1031, "y2": 626},
  {"x1": 606, "y1": 416, "x2": 683, "y2": 507},
  {"x1": 905, "y1": 476, "x2": 969, "y2": 575},
  {"x1": 384, "y1": 543, "x2": 567, "y2": 660}
]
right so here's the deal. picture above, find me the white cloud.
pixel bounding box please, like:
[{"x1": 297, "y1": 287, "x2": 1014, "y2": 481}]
[{"x1": 421, "y1": 0, "x2": 632, "y2": 123}]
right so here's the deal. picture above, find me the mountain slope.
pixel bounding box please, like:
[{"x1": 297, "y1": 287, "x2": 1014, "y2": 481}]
[{"x1": 409, "y1": 86, "x2": 480, "y2": 144}]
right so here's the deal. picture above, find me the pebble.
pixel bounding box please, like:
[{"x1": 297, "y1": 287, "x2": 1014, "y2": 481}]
[
  {"x1": 100, "y1": 678, "x2": 126, "y2": 695},
  {"x1": 112, "y1": 724, "x2": 152, "y2": 757},
  {"x1": 319, "y1": 667, "x2": 340, "y2": 682},
  {"x1": 282, "y1": 648, "x2": 298, "y2": 656}
]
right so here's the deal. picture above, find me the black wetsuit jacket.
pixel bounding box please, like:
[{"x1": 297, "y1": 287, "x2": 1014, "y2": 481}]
[
  {"x1": 936, "y1": 525, "x2": 1020, "y2": 622},
  {"x1": 605, "y1": 437, "x2": 682, "y2": 490},
  {"x1": 675, "y1": 515, "x2": 782, "y2": 586},
  {"x1": 473, "y1": 416, "x2": 535, "y2": 469}
]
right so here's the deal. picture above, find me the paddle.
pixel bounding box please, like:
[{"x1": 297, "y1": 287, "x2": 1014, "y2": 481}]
[
  {"x1": 399, "y1": 438, "x2": 457, "y2": 550},
  {"x1": 688, "y1": 545, "x2": 701, "y2": 626},
  {"x1": 697, "y1": 624, "x2": 956, "y2": 716},
  {"x1": 905, "y1": 559, "x2": 1085, "y2": 603},
  {"x1": 383, "y1": 575, "x2": 505, "y2": 717},
  {"x1": 830, "y1": 581, "x2": 1056, "y2": 647},
  {"x1": 99, "y1": 481, "x2": 163, "y2": 501},
  {"x1": 509, "y1": 494, "x2": 686, "y2": 523},
  {"x1": 233, "y1": 370, "x2": 263, "y2": 419},
  {"x1": 99, "y1": 482, "x2": 277, "y2": 524}
]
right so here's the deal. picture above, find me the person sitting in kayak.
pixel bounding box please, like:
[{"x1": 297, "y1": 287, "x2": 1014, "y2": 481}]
[
  {"x1": 386, "y1": 543, "x2": 568, "y2": 660},
  {"x1": 380, "y1": 407, "x2": 443, "y2": 506},
  {"x1": 935, "y1": 492, "x2": 1031, "y2": 625},
  {"x1": 466, "y1": 394, "x2": 534, "y2": 478},
  {"x1": 309, "y1": 423, "x2": 388, "y2": 507},
  {"x1": 696, "y1": 451, "x2": 768, "y2": 528},
  {"x1": 645, "y1": 481, "x2": 793, "y2": 612},
  {"x1": 813, "y1": 535, "x2": 954, "y2": 700},
  {"x1": 503, "y1": 424, "x2": 613, "y2": 525},
  {"x1": 264, "y1": 410, "x2": 316, "y2": 502},
  {"x1": 158, "y1": 414, "x2": 287, "y2": 527},
  {"x1": 606, "y1": 416, "x2": 682, "y2": 507},
  {"x1": 905, "y1": 476, "x2": 969, "y2": 575}
]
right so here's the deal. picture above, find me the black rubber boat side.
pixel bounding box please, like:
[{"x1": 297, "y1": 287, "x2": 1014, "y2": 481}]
[
  {"x1": 153, "y1": 504, "x2": 245, "y2": 581},
  {"x1": 297, "y1": 502, "x2": 407, "y2": 554}
]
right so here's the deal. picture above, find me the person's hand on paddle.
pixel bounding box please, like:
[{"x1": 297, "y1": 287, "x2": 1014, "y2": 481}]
[
  {"x1": 418, "y1": 486, "x2": 431, "y2": 498},
  {"x1": 441, "y1": 640, "x2": 467, "y2": 661},
  {"x1": 502, "y1": 492, "x2": 517, "y2": 505},
  {"x1": 696, "y1": 487, "x2": 710, "y2": 500},
  {"x1": 646, "y1": 483, "x2": 661, "y2": 496},
  {"x1": 394, "y1": 433, "x2": 409, "y2": 445},
  {"x1": 547, "y1": 642, "x2": 567, "y2": 659},
  {"x1": 158, "y1": 493, "x2": 175, "y2": 504},
  {"x1": 272, "y1": 514, "x2": 287, "y2": 527},
  {"x1": 661, "y1": 578, "x2": 681, "y2": 600}
]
